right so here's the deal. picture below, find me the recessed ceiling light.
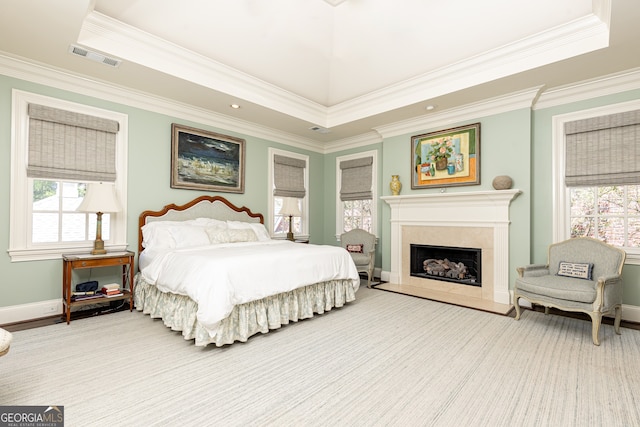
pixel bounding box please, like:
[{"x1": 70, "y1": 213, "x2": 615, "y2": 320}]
[
  {"x1": 230, "y1": 104, "x2": 240, "y2": 109},
  {"x1": 425, "y1": 104, "x2": 437, "y2": 111}
]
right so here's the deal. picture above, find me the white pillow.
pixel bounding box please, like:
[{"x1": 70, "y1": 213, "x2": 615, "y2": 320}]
[
  {"x1": 168, "y1": 224, "x2": 211, "y2": 248},
  {"x1": 226, "y1": 220, "x2": 252, "y2": 230},
  {"x1": 141, "y1": 221, "x2": 178, "y2": 249},
  {"x1": 192, "y1": 217, "x2": 228, "y2": 228},
  {"x1": 249, "y1": 223, "x2": 271, "y2": 241}
]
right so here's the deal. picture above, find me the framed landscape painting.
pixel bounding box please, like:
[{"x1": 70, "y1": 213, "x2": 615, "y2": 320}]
[
  {"x1": 171, "y1": 124, "x2": 245, "y2": 193},
  {"x1": 411, "y1": 123, "x2": 480, "y2": 189}
]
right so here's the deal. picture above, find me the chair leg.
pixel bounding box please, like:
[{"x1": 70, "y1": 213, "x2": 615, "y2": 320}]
[
  {"x1": 588, "y1": 312, "x2": 602, "y2": 346},
  {"x1": 514, "y1": 295, "x2": 522, "y2": 320},
  {"x1": 614, "y1": 305, "x2": 622, "y2": 335},
  {"x1": 544, "y1": 306, "x2": 550, "y2": 315}
]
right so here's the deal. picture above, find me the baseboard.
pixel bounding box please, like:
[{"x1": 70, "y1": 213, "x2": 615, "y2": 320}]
[
  {"x1": 0, "y1": 299, "x2": 62, "y2": 326},
  {"x1": 621, "y1": 304, "x2": 640, "y2": 323}
]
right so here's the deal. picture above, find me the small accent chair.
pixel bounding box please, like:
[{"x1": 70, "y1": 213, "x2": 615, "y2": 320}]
[
  {"x1": 513, "y1": 237, "x2": 626, "y2": 345},
  {"x1": 0, "y1": 327, "x2": 12, "y2": 357},
  {"x1": 340, "y1": 228, "x2": 376, "y2": 287}
]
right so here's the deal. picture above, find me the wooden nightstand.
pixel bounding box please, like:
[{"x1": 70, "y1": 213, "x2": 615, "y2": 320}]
[{"x1": 62, "y1": 251, "x2": 135, "y2": 324}]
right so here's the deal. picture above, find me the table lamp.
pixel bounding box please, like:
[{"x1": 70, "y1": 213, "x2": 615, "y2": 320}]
[
  {"x1": 278, "y1": 197, "x2": 301, "y2": 241},
  {"x1": 77, "y1": 182, "x2": 121, "y2": 255}
]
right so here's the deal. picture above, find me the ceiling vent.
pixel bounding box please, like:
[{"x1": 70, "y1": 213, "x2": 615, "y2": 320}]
[
  {"x1": 68, "y1": 45, "x2": 122, "y2": 67},
  {"x1": 309, "y1": 125, "x2": 331, "y2": 134}
]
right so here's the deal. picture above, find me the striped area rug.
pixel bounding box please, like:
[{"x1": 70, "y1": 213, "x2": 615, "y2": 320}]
[{"x1": 2, "y1": 287, "x2": 640, "y2": 426}]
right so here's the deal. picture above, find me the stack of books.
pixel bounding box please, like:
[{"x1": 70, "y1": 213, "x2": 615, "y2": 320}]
[
  {"x1": 101, "y1": 283, "x2": 123, "y2": 298},
  {"x1": 71, "y1": 290, "x2": 104, "y2": 302}
]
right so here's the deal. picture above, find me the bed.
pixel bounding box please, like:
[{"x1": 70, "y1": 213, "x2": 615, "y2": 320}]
[{"x1": 134, "y1": 195, "x2": 360, "y2": 347}]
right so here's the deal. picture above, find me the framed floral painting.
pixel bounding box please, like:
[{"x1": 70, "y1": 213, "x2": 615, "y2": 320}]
[{"x1": 411, "y1": 123, "x2": 480, "y2": 189}]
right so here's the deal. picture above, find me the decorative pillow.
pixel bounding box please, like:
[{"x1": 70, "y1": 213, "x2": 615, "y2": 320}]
[
  {"x1": 346, "y1": 243, "x2": 364, "y2": 253},
  {"x1": 168, "y1": 224, "x2": 211, "y2": 248},
  {"x1": 206, "y1": 226, "x2": 231, "y2": 244},
  {"x1": 227, "y1": 220, "x2": 270, "y2": 241},
  {"x1": 557, "y1": 261, "x2": 594, "y2": 280},
  {"x1": 226, "y1": 228, "x2": 258, "y2": 243}
]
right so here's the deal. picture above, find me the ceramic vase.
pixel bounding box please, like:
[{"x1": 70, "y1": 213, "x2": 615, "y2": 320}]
[{"x1": 390, "y1": 175, "x2": 402, "y2": 196}]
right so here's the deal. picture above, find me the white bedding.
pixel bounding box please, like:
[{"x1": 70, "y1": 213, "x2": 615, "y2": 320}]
[{"x1": 140, "y1": 240, "x2": 360, "y2": 338}]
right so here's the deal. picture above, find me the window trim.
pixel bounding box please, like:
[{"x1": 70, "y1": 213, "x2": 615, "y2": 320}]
[
  {"x1": 268, "y1": 147, "x2": 309, "y2": 239},
  {"x1": 552, "y1": 98, "x2": 640, "y2": 265},
  {"x1": 9, "y1": 90, "x2": 128, "y2": 262},
  {"x1": 335, "y1": 150, "x2": 378, "y2": 240}
]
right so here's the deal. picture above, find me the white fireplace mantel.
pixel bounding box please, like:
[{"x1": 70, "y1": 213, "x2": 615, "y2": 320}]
[{"x1": 382, "y1": 189, "x2": 521, "y2": 306}]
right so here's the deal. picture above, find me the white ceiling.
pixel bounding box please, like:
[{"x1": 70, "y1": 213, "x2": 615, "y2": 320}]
[{"x1": 1, "y1": 0, "x2": 639, "y2": 146}]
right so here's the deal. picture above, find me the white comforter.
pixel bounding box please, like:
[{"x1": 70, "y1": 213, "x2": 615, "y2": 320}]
[{"x1": 140, "y1": 240, "x2": 360, "y2": 337}]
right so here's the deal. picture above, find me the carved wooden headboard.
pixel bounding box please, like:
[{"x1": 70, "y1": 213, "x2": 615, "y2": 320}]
[{"x1": 137, "y1": 195, "x2": 264, "y2": 253}]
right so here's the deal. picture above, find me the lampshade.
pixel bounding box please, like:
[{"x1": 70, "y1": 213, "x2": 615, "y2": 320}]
[
  {"x1": 278, "y1": 197, "x2": 301, "y2": 217},
  {"x1": 76, "y1": 182, "x2": 121, "y2": 255},
  {"x1": 77, "y1": 182, "x2": 121, "y2": 213},
  {"x1": 278, "y1": 197, "x2": 301, "y2": 242}
]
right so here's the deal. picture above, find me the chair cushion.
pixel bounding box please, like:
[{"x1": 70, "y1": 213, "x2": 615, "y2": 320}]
[
  {"x1": 515, "y1": 275, "x2": 597, "y2": 303},
  {"x1": 349, "y1": 253, "x2": 370, "y2": 266}
]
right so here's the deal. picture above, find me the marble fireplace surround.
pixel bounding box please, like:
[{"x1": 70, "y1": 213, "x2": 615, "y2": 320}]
[{"x1": 381, "y1": 190, "x2": 520, "y2": 314}]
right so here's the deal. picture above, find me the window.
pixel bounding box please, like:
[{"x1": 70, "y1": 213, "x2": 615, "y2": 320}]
[
  {"x1": 570, "y1": 186, "x2": 640, "y2": 247},
  {"x1": 336, "y1": 150, "x2": 377, "y2": 237},
  {"x1": 9, "y1": 90, "x2": 128, "y2": 261},
  {"x1": 268, "y1": 148, "x2": 308, "y2": 239},
  {"x1": 553, "y1": 99, "x2": 640, "y2": 264}
]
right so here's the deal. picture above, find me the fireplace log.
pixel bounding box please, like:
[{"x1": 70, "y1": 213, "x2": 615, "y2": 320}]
[{"x1": 424, "y1": 258, "x2": 468, "y2": 280}]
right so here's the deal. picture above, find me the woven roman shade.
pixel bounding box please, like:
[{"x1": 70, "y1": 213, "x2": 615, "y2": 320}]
[
  {"x1": 565, "y1": 109, "x2": 640, "y2": 187},
  {"x1": 273, "y1": 154, "x2": 306, "y2": 198},
  {"x1": 27, "y1": 103, "x2": 119, "y2": 182},
  {"x1": 340, "y1": 156, "x2": 373, "y2": 201}
]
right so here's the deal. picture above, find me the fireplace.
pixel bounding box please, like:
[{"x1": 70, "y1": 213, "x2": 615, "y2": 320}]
[
  {"x1": 410, "y1": 244, "x2": 481, "y2": 286},
  {"x1": 381, "y1": 190, "x2": 521, "y2": 313}
]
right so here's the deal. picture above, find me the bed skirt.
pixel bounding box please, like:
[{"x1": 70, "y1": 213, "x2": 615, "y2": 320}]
[{"x1": 133, "y1": 274, "x2": 358, "y2": 347}]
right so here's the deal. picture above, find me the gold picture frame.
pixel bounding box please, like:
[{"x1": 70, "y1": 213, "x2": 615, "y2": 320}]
[
  {"x1": 171, "y1": 123, "x2": 245, "y2": 193},
  {"x1": 411, "y1": 123, "x2": 480, "y2": 189}
]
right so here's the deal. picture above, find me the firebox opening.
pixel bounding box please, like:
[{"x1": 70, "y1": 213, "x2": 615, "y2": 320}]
[{"x1": 410, "y1": 244, "x2": 482, "y2": 287}]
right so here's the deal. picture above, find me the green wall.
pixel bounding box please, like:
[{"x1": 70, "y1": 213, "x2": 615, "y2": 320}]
[
  {"x1": 0, "y1": 74, "x2": 324, "y2": 307},
  {"x1": 322, "y1": 143, "x2": 383, "y2": 268},
  {"x1": 2, "y1": 69, "x2": 640, "y2": 313},
  {"x1": 531, "y1": 89, "x2": 640, "y2": 307},
  {"x1": 378, "y1": 109, "x2": 532, "y2": 287}
]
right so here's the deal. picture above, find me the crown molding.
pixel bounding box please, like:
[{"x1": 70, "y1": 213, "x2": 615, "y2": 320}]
[
  {"x1": 534, "y1": 67, "x2": 640, "y2": 110},
  {"x1": 322, "y1": 131, "x2": 382, "y2": 154},
  {"x1": 78, "y1": 9, "x2": 609, "y2": 131},
  {"x1": 373, "y1": 86, "x2": 542, "y2": 139},
  {"x1": 0, "y1": 52, "x2": 325, "y2": 154},
  {"x1": 78, "y1": 11, "x2": 330, "y2": 127},
  {"x1": 326, "y1": 13, "x2": 609, "y2": 127}
]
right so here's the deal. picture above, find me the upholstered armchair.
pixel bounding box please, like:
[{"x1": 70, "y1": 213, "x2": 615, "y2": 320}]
[
  {"x1": 0, "y1": 327, "x2": 12, "y2": 357},
  {"x1": 340, "y1": 229, "x2": 376, "y2": 287},
  {"x1": 513, "y1": 237, "x2": 626, "y2": 345}
]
